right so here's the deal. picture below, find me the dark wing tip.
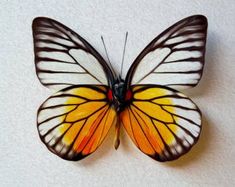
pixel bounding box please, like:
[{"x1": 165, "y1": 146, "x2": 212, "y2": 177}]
[
  {"x1": 32, "y1": 17, "x2": 47, "y2": 28},
  {"x1": 32, "y1": 16, "x2": 53, "y2": 24},
  {"x1": 186, "y1": 14, "x2": 208, "y2": 21},
  {"x1": 187, "y1": 15, "x2": 208, "y2": 27},
  {"x1": 32, "y1": 17, "x2": 61, "y2": 30}
]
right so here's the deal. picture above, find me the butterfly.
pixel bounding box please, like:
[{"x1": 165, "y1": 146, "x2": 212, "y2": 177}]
[{"x1": 32, "y1": 15, "x2": 207, "y2": 162}]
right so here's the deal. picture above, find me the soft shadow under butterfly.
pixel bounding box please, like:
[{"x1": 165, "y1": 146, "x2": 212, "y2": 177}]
[{"x1": 33, "y1": 15, "x2": 207, "y2": 162}]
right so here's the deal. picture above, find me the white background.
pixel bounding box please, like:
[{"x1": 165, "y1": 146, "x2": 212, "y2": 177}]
[{"x1": 0, "y1": 0, "x2": 235, "y2": 186}]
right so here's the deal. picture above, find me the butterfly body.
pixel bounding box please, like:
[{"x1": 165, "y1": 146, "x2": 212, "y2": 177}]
[
  {"x1": 33, "y1": 15, "x2": 207, "y2": 162},
  {"x1": 112, "y1": 78, "x2": 129, "y2": 112}
]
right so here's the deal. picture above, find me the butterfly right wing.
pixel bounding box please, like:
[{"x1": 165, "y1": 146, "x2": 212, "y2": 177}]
[
  {"x1": 32, "y1": 17, "x2": 115, "y2": 91},
  {"x1": 121, "y1": 15, "x2": 206, "y2": 161},
  {"x1": 37, "y1": 85, "x2": 117, "y2": 161}
]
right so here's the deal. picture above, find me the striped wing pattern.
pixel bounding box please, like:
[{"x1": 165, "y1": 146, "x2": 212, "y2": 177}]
[
  {"x1": 37, "y1": 86, "x2": 116, "y2": 160},
  {"x1": 127, "y1": 15, "x2": 207, "y2": 90},
  {"x1": 120, "y1": 86, "x2": 201, "y2": 161},
  {"x1": 32, "y1": 17, "x2": 111, "y2": 91}
]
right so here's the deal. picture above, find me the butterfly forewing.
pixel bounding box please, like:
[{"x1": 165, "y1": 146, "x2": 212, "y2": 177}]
[
  {"x1": 32, "y1": 17, "x2": 114, "y2": 91},
  {"x1": 126, "y1": 15, "x2": 207, "y2": 90}
]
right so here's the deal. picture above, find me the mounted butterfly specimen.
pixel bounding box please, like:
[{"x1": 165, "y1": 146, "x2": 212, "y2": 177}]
[{"x1": 32, "y1": 15, "x2": 207, "y2": 162}]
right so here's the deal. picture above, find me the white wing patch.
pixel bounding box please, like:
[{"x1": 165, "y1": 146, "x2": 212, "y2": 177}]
[
  {"x1": 138, "y1": 73, "x2": 200, "y2": 86},
  {"x1": 129, "y1": 15, "x2": 207, "y2": 90},
  {"x1": 132, "y1": 48, "x2": 171, "y2": 84},
  {"x1": 37, "y1": 61, "x2": 85, "y2": 73},
  {"x1": 156, "y1": 61, "x2": 202, "y2": 72},
  {"x1": 69, "y1": 49, "x2": 108, "y2": 85}
]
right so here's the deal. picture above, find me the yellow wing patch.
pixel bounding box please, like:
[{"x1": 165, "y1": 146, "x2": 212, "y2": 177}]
[
  {"x1": 120, "y1": 86, "x2": 201, "y2": 162},
  {"x1": 37, "y1": 86, "x2": 117, "y2": 161}
]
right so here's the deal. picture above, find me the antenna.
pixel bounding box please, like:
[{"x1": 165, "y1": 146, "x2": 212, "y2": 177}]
[
  {"x1": 120, "y1": 32, "x2": 128, "y2": 78},
  {"x1": 101, "y1": 36, "x2": 116, "y2": 76}
]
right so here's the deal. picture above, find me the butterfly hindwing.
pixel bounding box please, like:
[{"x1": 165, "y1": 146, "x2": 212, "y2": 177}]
[
  {"x1": 37, "y1": 85, "x2": 117, "y2": 160},
  {"x1": 120, "y1": 85, "x2": 201, "y2": 161},
  {"x1": 32, "y1": 17, "x2": 114, "y2": 91},
  {"x1": 126, "y1": 15, "x2": 207, "y2": 90}
]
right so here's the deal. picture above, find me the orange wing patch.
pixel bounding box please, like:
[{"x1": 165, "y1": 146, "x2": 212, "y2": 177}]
[
  {"x1": 37, "y1": 86, "x2": 117, "y2": 161},
  {"x1": 120, "y1": 86, "x2": 201, "y2": 162}
]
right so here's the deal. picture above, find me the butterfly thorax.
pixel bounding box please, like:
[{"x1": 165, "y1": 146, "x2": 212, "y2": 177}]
[{"x1": 112, "y1": 79, "x2": 131, "y2": 112}]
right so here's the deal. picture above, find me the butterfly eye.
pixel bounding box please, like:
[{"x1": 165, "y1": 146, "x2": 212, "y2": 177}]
[
  {"x1": 125, "y1": 90, "x2": 132, "y2": 101},
  {"x1": 108, "y1": 89, "x2": 113, "y2": 101}
]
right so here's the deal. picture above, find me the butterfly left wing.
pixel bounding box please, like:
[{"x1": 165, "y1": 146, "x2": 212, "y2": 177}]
[
  {"x1": 33, "y1": 18, "x2": 117, "y2": 160},
  {"x1": 37, "y1": 85, "x2": 117, "y2": 161},
  {"x1": 120, "y1": 85, "x2": 201, "y2": 161}
]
